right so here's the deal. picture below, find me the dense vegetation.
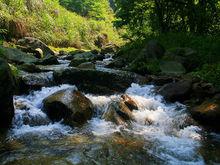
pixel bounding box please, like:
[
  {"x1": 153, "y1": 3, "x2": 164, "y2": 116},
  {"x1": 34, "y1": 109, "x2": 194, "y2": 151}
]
[
  {"x1": 115, "y1": 0, "x2": 220, "y2": 88},
  {"x1": 0, "y1": 0, "x2": 122, "y2": 48}
]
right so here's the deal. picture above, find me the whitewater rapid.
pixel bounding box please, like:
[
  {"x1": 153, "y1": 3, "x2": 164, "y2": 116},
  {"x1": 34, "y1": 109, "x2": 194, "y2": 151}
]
[{"x1": 5, "y1": 83, "x2": 207, "y2": 164}]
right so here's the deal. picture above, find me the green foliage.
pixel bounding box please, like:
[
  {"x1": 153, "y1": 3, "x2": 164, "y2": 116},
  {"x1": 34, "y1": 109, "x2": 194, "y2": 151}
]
[
  {"x1": 0, "y1": 0, "x2": 122, "y2": 48},
  {"x1": 191, "y1": 63, "x2": 220, "y2": 89},
  {"x1": 115, "y1": 0, "x2": 220, "y2": 38},
  {"x1": 60, "y1": 0, "x2": 114, "y2": 21}
]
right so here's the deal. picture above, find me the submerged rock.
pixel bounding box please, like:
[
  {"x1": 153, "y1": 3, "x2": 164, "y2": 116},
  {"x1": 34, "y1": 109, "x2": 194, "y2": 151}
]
[
  {"x1": 53, "y1": 68, "x2": 147, "y2": 94},
  {"x1": 43, "y1": 88, "x2": 94, "y2": 126},
  {"x1": 158, "y1": 79, "x2": 192, "y2": 102},
  {"x1": 0, "y1": 58, "x2": 16, "y2": 129}
]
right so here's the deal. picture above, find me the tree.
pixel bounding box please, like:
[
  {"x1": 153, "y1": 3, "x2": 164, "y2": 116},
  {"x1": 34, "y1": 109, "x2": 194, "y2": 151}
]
[{"x1": 115, "y1": 0, "x2": 220, "y2": 37}]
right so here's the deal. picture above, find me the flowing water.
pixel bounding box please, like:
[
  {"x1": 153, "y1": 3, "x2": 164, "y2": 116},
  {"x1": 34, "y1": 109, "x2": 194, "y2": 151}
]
[{"x1": 0, "y1": 58, "x2": 220, "y2": 165}]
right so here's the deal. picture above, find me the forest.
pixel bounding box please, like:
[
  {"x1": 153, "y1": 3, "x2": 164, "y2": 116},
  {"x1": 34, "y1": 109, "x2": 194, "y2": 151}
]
[{"x1": 0, "y1": 0, "x2": 220, "y2": 164}]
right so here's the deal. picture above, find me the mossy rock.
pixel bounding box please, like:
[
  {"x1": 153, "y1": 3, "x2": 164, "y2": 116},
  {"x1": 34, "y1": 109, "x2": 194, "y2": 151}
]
[{"x1": 160, "y1": 61, "x2": 186, "y2": 75}]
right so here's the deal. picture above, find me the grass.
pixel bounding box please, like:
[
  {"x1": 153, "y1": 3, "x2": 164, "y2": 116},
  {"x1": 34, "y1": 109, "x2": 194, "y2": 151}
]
[{"x1": 0, "y1": 0, "x2": 123, "y2": 49}]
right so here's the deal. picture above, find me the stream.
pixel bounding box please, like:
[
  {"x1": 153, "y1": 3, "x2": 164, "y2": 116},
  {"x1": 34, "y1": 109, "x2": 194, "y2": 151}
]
[{"x1": 0, "y1": 56, "x2": 220, "y2": 165}]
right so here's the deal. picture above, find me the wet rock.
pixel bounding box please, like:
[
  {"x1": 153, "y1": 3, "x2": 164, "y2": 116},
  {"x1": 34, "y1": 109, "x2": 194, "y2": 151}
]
[
  {"x1": 192, "y1": 82, "x2": 216, "y2": 98},
  {"x1": 18, "y1": 63, "x2": 41, "y2": 73},
  {"x1": 102, "y1": 101, "x2": 134, "y2": 125},
  {"x1": 17, "y1": 46, "x2": 44, "y2": 59},
  {"x1": 0, "y1": 58, "x2": 16, "y2": 129},
  {"x1": 160, "y1": 61, "x2": 186, "y2": 75},
  {"x1": 36, "y1": 55, "x2": 59, "y2": 65},
  {"x1": 17, "y1": 37, "x2": 55, "y2": 56},
  {"x1": 0, "y1": 46, "x2": 38, "y2": 64},
  {"x1": 121, "y1": 94, "x2": 138, "y2": 111},
  {"x1": 77, "y1": 62, "x2": 96, "y2": 69},
  {"x1": 43, "y1": 88, "x2": 94, "y2": 126},
  {"x1": 146, "y1": 75, "x2": 178, "y2": 86},
  {"x1": 190, "y1": 98, "x2": 220, "y2": 130},
  {"x1": 106, "y1": 58, "x2": 126, "y2": 69},
  {"x1": 69, "y1": 58, "x2": 88, "y2": 67},
  {"x1": 53, "y1": 68, "x2": 147, "y2": 95},
  {"x1": 73, "y1": 52, "x2": 96, "y2": 60},
  {"x1": 18, "y1": 71, "x2": 54, "y2": 90},
  {"x1": 158, "y1": 79, "x2": 192, "y2": 102}
]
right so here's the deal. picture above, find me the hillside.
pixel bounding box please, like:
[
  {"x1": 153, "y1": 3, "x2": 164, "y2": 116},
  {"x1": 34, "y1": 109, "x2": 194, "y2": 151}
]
[{"x1": 0, "y1": 0, "x2": 122, "y2": 49}]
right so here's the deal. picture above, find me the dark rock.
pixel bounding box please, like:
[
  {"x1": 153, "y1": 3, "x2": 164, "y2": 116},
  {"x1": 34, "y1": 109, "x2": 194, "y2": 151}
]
[
  {"x1": 18, "y1": 63, "x2": 41, "y2": 73},
  {"x1": 73, "y1": 52, "x2": 96, "y2": 60},
  {"x1": 17, "y1": 37, "x2": 55, "y2": 56},
  {"x1": 146, "y1": 75, "x2": 178, "y2": 86},
  {"x1": 159, "y1": 61, "x2": 186, "y2": 75},
  {"x1": 36, "y1": 55, "x2": 59, "y2": 65},
  {"x1": 158, "y1": 79, "x2": 192, "y2": 102},
  {"x1": 53, "y1": 68, "x2": 147, "y2": 95},
  {"x1": 77, "y1": 62, "x2": 96, "y2": 69},
  {"x1": 17, "y1": 45, "x2": 44, "y2": 59},
  {"x1": 106, "y1": 58, "x2": 126, "y2": 69},
  {"x1": 0, "y1": 46, "x2": 38, "y2": 64},
  {"x1": 69, "y1": 58, "x2": 88, "y2": 67},
  {"x1": 192, "y1": 82, "x2": 217, "y2": 98},
  {"x1": 190, "y1": 98, "x2": 220, "y2": 130},
  {"x1": 0, "y1": 58, "x2": 16, "y2": 129},
  {"x1": 43, "y1": 88, "x2": 94, "y2": 126}
]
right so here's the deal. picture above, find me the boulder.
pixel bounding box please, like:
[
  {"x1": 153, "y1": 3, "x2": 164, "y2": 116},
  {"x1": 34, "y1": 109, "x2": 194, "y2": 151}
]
[
  {"x1": 160, "y1": 61, "x2": 186, "y2": 75},
  {"x1": 17, "y1": 45, "x2": 44, "y2": 59},
  {"x1": 43, "y1": 88, "x2": 94, "y2": 126},
  {"x1": 0, "y1": 58, "x2": 16, "y2": 129},
  {"x1": 0, "y1": 46, "x2": 38, "y2": 64},
  {"x1": 158, "y1": 79, "x2": 192, "y2": 102},
  {"x1": 53, "y1": 68, "x2": 147, "y2": 95},
  {"x1": 18, "y1": 63, "x2": 41, "y2": 73},
  {"x1": 102, "y1": 100, "x2": 135, "y2": 125},
  {"x1": 17, "y1": 37, "x2": 55, "y2": 56},
  {"x1": 121, "y1": 94, "x2": 138, "y2": 111},
  {"x1": 106, "y1": 58, "x2": 127, "y2": 69},
  {"x1": 36, "y1": 55, "x2": 59, "y2": 65},
  {"x1": 77, "y1": 62, "x2": 96, "y2": 69},
  {"x1": 190, "y1": 98, "x2": 220, "y2": 130},
  {"x1": 73, "y1": 52, "x2": 96, "y2": 60},
  {"x1": 69, "y1": 58, "x2": 88, "y2": 67},
  {"x1": 192, "y1": 82, "x2": 216, "y2": 98},
  {"x1": 165, "y1": 48, "x2": 198, "y2": 72}
]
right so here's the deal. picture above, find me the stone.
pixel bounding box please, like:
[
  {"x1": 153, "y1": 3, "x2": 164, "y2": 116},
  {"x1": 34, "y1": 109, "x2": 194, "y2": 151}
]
[
  {"x1": 160, "y1": 61, "x2": 186, "y2": 75},
  {"x1": 53, "y1": 68, "x2": 147, "y2": 95},
  {"x1": 0, "y1": 46, "x2": 38, "y2": 64},
  {"x1": 121, "y1": 94, "x2": 138, "y2": 111},
  {"x1": 43, "y1": 88, "x2": 94, "y2": 126},
  {"x1": 69, "y1": 58, "x2": 88, "y2": 67},
  {"x1": 77, "y1": 62, "x2": 96, "y2": 69},
  {"x1": 17, "y1": 37, "x2": 55, "y2": 56},
  {"x1": 0, "y1": 58, "x2": 16, "y2": 129},
  {"x1": 158, "y1": 79, "x2": 192, "y2": 102},
  {"x1": 190, "y1": 98, "x2": 220, "y2": 130}
]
